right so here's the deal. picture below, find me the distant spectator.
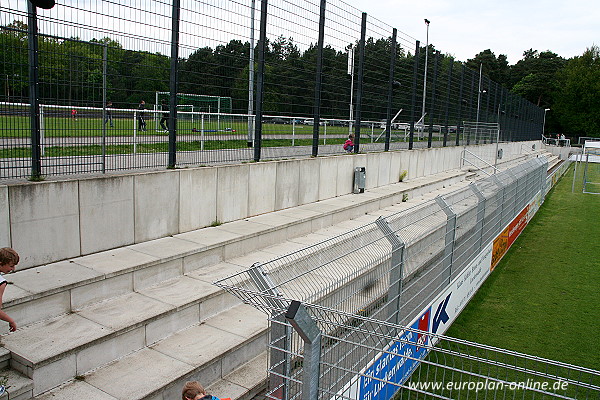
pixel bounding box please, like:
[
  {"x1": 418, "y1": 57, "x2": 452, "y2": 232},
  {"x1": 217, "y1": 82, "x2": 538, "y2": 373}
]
[
  {"x1": 137, "y1": 100, "x2": 147, "y2": 132},
  {"x1": 160, "y1": 99, "x2": 169, "y2": 133},
  {"x1": 104, "y1": 100, "x2": 114, "y2": 128},
  {"x1": 559, "y1": 133, "x2": 566, "y2": 146},
  {"x1": 343, "y1": 133, "x2": 355, "y2": 153}
]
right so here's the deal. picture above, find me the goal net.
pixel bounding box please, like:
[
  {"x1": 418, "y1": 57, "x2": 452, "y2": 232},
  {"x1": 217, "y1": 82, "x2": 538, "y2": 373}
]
[{"x1": 571, "y1": 140, "x2": 600, "y2": 194}]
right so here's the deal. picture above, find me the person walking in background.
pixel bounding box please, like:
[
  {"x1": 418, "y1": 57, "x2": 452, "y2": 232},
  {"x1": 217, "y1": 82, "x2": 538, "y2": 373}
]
[
  {"x1": 137, "y1": 100, "x2": 147, "y2": 132},
  {"x1": 0, "y1": 248, "x2": 19, "y2": 332},
  {"x1": 104, "y1": 100, "x2": 114, "y2": 128},
  {"x1": 71, "y1": 108, "x2": 77, "y2": 121},
  {"x1": 159, "y1": 99, "x2": 169, "y2": 133}
]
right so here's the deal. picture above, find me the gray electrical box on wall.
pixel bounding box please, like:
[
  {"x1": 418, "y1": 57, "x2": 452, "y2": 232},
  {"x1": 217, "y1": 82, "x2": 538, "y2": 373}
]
[{"x1": 353, "y1": 167, "x2": 366, "y2": 193}]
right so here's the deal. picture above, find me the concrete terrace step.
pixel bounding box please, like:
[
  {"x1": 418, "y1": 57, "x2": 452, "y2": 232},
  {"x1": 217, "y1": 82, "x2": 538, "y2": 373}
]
[
  {"x1": 27, "y1": 182, "x2": 473, "y2": 400},
  {"x1": 33, "y1": 352, "x2": 267, "y2": 400},
  {"x1": 0, "y1": 169, "x2": 472, "y2": 398},
  {"x1": 7, "y1": 302, "x2": 266, "y2": 397},
  {"x1": 0, "y1": 368, "x2": 33, "y2": 400},
  {"x1": 2, "y1": 169, "x2": 468, "y2": 331}
]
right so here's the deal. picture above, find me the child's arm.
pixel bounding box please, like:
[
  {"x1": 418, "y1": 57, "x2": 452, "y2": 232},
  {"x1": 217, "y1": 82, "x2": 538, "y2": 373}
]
[{"x1": 0, "y1": 284, "x2": 16, "y2": 331}]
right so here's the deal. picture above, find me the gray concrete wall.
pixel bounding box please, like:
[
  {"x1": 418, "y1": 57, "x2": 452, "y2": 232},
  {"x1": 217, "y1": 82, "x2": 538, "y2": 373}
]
[
  {"x1": 542, "y1": 143, "x2": 572, "y2": 160},
  {"x1": 0, "y1": 142, "x2": 540, "y2": 269}
]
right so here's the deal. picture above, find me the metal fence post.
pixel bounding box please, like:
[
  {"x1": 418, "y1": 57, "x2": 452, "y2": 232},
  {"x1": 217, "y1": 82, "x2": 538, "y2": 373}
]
[
  {"x1": 254, "y1": 0, "x2": 268, "y2": 162},
  {"x1": 466, "y1": 70, "x2": 475, "y2": 145},
  {"x1": 408, "y1": 41, "x2": 420, "y2": 150},
  {"x1": 434, "y1": 196, "x2": 457, "y2": 284},
  {"x1": 427, "y1": 51, "x2": 439, "y2": 148},
  {"x1": 247, "y1": 0, "x2": 256, "y2": 148},
  {"x1": 353, "y1": 12, "x2": 367, "y2": 153},
  {"x1": 491, "y1": 174, "x2": 507, "y2": 228},
  {"x1": 168, "y1": 0, "x2": 180, "y2": 169},
  {"x1": 485, "y1": 76, "x2": 491, "y2": 134},
  {"x1": 384, "y1": 28, "x2": 397, "y2": 152},
  {"x1": 456, "y1": 64, "x2": 465, "y2": 146},
  {"x1": 27, "y1": 2, "x2": 42, "y2": 179},
  {"x1": 375, "y1": 217, "x2": 405, "y2": 326},
  {"x1": 286, "y1": 301, "x2": 322, "y2": 400},
  {"x1": 311, "y1": 0, "x2": 327, "y2": 157},
  {"x1": 469, "y1": 183, "x2": 487, "y2": 251},
  {"x1": 443, "y1": 59, "x2": 453, "y2": 147},
  {"x1": 247, "y1": 263, "x2": 291, "y2": 400},
  {"x1": 101, "y1": 44, "x2": 107, "y2": 174}
]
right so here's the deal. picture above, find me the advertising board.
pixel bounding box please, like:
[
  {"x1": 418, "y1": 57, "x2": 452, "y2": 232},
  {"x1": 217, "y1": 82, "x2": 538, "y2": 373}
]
[{"x1": 340, "y1": 191, "x2": 543, "y2": 400}]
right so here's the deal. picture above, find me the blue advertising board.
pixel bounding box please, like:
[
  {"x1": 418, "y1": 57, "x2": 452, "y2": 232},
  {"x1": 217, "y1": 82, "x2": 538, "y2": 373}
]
[{"x1": 359, "y1": 308, "x2": 431, "y2": 400}]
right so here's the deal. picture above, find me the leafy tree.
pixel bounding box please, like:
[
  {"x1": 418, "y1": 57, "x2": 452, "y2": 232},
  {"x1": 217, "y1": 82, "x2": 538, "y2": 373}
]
[
  {"x1": 466, "y1": 49, "x2": 510, "y2": 87},
  {"x1": 509, "y1": 49, "x2": 564, "y2": 108},
  {"x1": 0, "y1": 21, "x2": 29, "y2": 103},
  {"x1": 552, "y1": 46, "x2": 600, "y2": 138}
]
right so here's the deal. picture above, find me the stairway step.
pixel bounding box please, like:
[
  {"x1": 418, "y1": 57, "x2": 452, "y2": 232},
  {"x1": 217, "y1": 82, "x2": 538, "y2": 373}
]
[
  {"x1": 71, "y1": 304, "x2": 266, "y2": 400},
  {"x1": 1, "y1": 167, "x2": 476, "y2": 398},
  {"x1": 206, "y1": 352, "x2": 268, "y2": 400},
  {"x1": 33, "y1": 353, "x2": 267, "y2": 400},
  {"x1": 1, "y1": 368, "x2": 33, "y2": 400},
  {"x1": 2, "y1": 274, "x2": 242, "y2": 394},
  {"x1": 35, "y1": 380, "x2": 118, "y2": 400}
]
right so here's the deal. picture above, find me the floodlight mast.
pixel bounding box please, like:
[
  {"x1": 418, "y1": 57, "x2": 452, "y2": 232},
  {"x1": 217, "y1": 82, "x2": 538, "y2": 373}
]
[
  {"x1": 475, "y1": 63, "x2": 483, "y2": 142},
  {"x1": 542, "y1": 108, "x2": 550, "y2": 136},
  {"x1": 348, "y1": 45, "x2": 355, "y2": 135},
  {"x1": 422, "y1": 19, "x2": 430, "y2": 120}
]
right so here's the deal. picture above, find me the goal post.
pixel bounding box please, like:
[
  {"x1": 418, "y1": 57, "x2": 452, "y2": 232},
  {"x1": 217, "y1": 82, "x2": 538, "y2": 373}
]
[
  {"x1": 155, "y1": 92, "x2": 233, "y2": 130},
  {"x1": 572, "y1": 140, "x2": 600, "y2": 194}
]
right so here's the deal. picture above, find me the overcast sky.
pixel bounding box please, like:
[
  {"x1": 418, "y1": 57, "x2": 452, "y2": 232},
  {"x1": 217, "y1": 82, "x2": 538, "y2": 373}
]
[
  {"x1": 4, "y1": 0, "x2": 597, "y2": 64},
  {"x1": 349, "y1": 0, "x2": 598, "y2": 64}
]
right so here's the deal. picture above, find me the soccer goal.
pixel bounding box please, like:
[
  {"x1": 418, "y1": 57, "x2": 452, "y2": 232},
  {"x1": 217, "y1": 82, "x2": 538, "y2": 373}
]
[
  {"x1": 571, "y1": 140, "x2": 600, "y2": 194},
  {"x1": 155, "y1": 92, "x2": 232, "y2": 131},
  {"x1": 153, "y1": 103, "x2": 194, "y2": 128}
]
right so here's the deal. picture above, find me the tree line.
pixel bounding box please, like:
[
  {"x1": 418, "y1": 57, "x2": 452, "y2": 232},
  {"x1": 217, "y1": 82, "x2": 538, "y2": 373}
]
[{"x1": 1, "y1": 20, "x2": 598, "y2": 138}]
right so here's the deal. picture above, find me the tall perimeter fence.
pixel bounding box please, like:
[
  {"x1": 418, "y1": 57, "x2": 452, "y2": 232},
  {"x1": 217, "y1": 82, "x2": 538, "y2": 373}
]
[
  {"x1": 1, "y1": 0, "x2": 545, "y2": 180},
  {"x1": 216, "y1": 158, "x2": 600, "y2": 400}
]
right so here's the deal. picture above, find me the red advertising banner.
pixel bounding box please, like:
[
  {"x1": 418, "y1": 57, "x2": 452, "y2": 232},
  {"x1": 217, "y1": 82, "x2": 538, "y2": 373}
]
[
  {"x1": 507, "y1": 205, "x2": 530, "y2": 247},
  {"x1": 491, "y1": 203, "x2": 532, "y2": 271}
]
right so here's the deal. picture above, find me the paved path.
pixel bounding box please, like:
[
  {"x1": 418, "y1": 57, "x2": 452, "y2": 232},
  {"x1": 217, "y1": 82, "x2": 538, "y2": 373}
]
[{"x1": 0, "y1": 139, "x2": 469, "y2": 182}]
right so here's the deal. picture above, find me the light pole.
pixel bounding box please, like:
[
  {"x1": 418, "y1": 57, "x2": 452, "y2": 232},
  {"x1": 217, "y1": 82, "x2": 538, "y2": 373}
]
[
  {"x1": 542, "y1": 108, "x2": 550, "y2": 138},
  {"x1": 421, "y1": 18, "x2": 430, "y2": 119},
  {"x1": 475, "y1": 63, "x2": 485, "y2": 142},
  {"x1": 348, "y1": 44, "x2": 355, "y2": 135}
]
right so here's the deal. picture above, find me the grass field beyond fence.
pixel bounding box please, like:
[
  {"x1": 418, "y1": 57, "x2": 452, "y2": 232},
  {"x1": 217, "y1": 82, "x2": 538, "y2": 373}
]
[{"x1": 446, "y1": 165, "x2": 600, "y2": 370}]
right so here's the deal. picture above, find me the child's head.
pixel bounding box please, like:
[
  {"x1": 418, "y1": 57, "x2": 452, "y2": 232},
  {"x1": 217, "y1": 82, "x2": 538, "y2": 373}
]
[
  {"x1": 349, "y1": 133, "x2": 355, "y2": 139},
  {"x1": 0, "y1": 248, "x2": 18, "y2": 274},
  {"x1": 0, "y1": 248, "x2": 19, "y2": 271},
  {"x1": 182, "y1": 381, "x2": 206, "y2": 400}
]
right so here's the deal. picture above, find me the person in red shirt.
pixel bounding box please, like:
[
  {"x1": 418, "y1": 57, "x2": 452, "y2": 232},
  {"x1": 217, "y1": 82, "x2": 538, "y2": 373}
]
[{"x1": 343, "y1": 133, "x2": 355, "y2": 153}]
